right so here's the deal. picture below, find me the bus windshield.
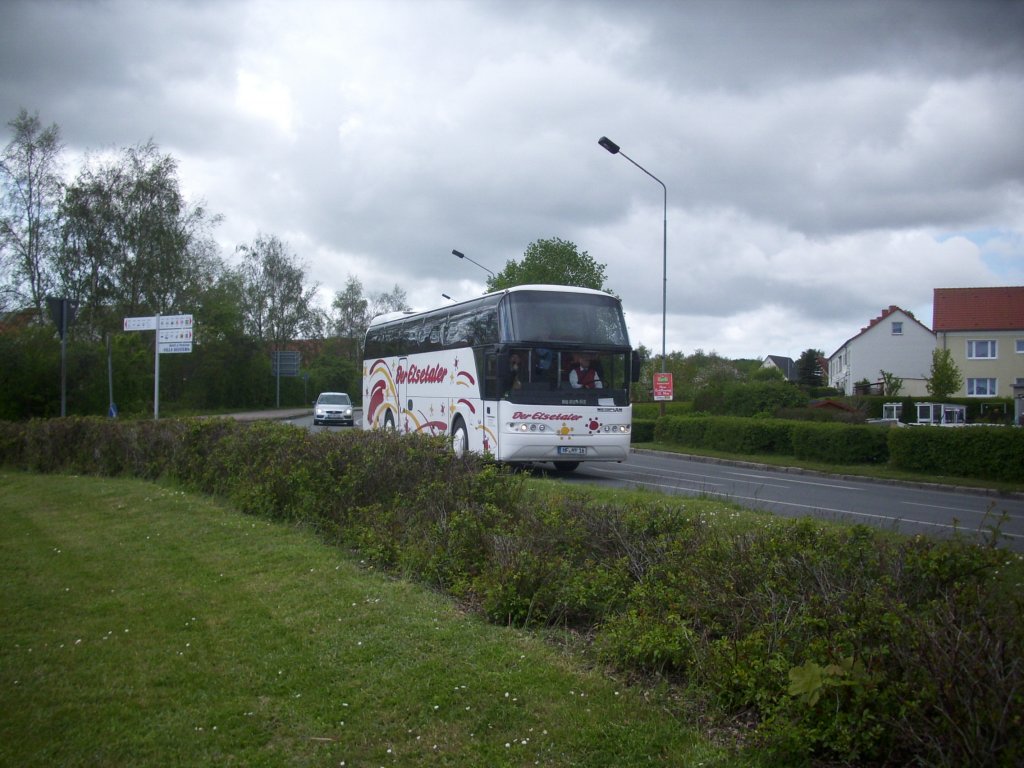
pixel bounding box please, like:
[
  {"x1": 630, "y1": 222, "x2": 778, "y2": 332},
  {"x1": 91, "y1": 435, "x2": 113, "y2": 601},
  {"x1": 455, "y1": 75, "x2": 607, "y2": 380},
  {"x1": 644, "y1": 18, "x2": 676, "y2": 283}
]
[
  {"x1": 504, "y1": 290, "x2": 628, "y2": 346},
  {"x1": 493, "y1": 289, "x2": 634, "y2": 407}
]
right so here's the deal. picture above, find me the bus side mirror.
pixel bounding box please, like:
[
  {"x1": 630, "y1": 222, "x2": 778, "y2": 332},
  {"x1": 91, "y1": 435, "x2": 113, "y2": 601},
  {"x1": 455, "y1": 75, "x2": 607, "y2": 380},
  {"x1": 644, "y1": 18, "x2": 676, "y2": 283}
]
[{"x1": 630, "y1": 350, "x2": 642, "y2": 383}]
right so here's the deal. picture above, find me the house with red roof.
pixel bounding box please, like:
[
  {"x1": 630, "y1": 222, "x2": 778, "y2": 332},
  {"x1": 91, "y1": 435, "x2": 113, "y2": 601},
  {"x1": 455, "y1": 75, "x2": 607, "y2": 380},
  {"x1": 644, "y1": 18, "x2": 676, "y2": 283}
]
[
  {"x1": 827, "y1": 306, "x2": 935, "y2": 396},
  {"x1": 933, "y1": 287, "x2": 1024, "y2": 406}
]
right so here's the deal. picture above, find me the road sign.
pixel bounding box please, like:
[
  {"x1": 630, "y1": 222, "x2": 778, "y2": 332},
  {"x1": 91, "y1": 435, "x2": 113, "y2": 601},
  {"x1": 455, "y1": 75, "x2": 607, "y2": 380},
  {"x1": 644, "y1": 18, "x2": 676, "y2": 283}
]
[
  {"x1": 653, "y1": 372, "x2": 674, "y2": 401},
  {"x1": 124, "y1": 314, "x2": 193, "y2": 332},
  {"x1": 159, "y1": 342, "x2": 193, "y2": 354},
  {"x1": 272, "y1": 350, "x2": 301, "y2": 377},
  {"x1": 48, "y1": 297, "x2": 79, "y2": 339},
  {"x1": 158, "y1": 328, "x2": 193, "y2": 343},
  {"x1": 124, "y1": 316, "x2": 157, "y2": 331},
  {"x1": 158, "y1": 314, "x2": 193, "y2": 329},
  {"x1": 121, "y1": 312, "x2": 194, "y2": 419}
]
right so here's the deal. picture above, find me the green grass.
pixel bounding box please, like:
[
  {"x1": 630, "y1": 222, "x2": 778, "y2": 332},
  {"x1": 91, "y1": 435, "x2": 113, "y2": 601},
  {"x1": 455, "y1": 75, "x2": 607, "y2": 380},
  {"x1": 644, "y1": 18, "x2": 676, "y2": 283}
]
[
  {"x1": 0, "y1": 471, "x2": 726, "y2": 767},
  {"x1": 635, "y1": 442, "x2": 1024, "y2": 495}
]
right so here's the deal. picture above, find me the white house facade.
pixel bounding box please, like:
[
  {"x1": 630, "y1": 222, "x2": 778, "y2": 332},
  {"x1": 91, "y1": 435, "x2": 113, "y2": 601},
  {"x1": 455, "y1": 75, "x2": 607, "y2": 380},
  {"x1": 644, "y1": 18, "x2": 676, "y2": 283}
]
[{"x1": 828, "y1": 306, "x2": 934, "y2": 396}]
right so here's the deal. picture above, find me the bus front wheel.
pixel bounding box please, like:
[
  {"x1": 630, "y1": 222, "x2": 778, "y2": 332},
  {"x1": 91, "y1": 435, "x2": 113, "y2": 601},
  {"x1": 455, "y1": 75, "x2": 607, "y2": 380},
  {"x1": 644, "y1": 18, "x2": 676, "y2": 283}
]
[{"x1": 451, "y1": 417, "x2": 469, "y2": 458}]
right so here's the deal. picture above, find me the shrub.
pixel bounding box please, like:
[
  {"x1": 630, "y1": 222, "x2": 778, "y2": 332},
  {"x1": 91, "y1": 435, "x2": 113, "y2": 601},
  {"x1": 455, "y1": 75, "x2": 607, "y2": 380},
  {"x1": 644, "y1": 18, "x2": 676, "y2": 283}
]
[
  {"x1": 775, "y1": 406, "x2": 864, "y2": 424},
  {"x1": 791, "y1": 422, "x2": 890, "y2": 464},
  {"x1": 2, "y1": 416, "x2": 1021, "y2": 765},
  {"x1": 632, "y1": 401, "x2": 692, "y2": 420},
  {"x1": 655, "y1": 416, "x2": 795, "y2": 456},
  {"x1": 694, "y1": 381, "x2": 808, "y2": 416},
  {"x1": 889, "y1": 426, "x2": 1024, "y2": 483},
  {"x1": 654, "y1": 415, "x2": 710, "y2": 447},
  {"x1": 630, "y1": 418, "x2": 656, "y2": 442},
  {"x1": 702, "y1": 417, "x2": 794, "y2": 455}
]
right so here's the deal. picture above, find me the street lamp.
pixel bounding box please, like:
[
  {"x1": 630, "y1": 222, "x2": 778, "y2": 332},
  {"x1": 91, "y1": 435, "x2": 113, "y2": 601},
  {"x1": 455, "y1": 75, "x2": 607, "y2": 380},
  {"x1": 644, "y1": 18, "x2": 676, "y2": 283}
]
[
  {"x1": 441, "y1": 293, "x2": 456, "y2": 303},
  {"x1": 452, "y1": 248, "x2": 495, "y2": 278},
  {"x1": 598, "y1": 136, "x2": 668, "y2": 376}
]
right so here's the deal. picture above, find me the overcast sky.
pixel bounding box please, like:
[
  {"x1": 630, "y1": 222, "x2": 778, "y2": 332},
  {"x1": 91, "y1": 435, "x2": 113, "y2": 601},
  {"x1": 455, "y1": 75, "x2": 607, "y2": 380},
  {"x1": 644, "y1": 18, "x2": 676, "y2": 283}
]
[{"x1": 2, "y1": 0, "x2": 1022, "y2": 360}]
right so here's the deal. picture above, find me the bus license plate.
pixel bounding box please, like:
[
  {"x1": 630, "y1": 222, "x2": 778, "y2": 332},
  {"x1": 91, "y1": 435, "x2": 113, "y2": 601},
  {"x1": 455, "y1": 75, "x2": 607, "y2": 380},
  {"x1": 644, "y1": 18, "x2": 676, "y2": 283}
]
[{"x1": 558, "y1": 447, "x2": 587, "y2": 456}]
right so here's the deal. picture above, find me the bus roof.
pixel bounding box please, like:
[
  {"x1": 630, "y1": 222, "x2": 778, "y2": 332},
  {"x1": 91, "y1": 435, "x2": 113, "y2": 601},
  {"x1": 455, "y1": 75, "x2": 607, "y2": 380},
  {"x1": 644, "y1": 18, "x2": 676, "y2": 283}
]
[{"x1": 367, "y1": 284, "x2": 615, "y2": 328}]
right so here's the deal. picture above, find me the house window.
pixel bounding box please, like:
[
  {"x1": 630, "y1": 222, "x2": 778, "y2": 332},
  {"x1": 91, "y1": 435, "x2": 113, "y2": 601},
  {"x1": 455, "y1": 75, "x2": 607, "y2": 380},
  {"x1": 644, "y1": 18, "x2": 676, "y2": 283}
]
[
  {"x1": 882, "y1": 403, "x2": 902, "y2": 420},
  {"x1": 891, "y1": 321, "x2": 903, "y2": 335},
  {"x1": 967, "y1": 378, "x2": 997, "y2": 396},
  {"x1": 1016, "y1": 339, "x2": 1024, "y2": 354},
  {"x1": 966, "y1": 340, "x2": 997, "y2": 359}
]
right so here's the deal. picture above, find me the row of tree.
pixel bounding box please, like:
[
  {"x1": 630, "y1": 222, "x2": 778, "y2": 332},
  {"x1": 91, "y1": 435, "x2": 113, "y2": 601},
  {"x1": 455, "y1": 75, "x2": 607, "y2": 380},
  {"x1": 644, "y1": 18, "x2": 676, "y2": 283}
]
[{"x1": 0, "y1": 110, "x2": 418, "y2": 416}]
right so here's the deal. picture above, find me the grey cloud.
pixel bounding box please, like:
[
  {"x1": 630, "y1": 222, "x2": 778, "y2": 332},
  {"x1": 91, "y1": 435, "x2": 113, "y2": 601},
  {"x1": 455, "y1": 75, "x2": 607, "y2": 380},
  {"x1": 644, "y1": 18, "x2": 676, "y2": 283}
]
[{"x1": 1, "y1": 0, "x2": 1021, "y2": 359}]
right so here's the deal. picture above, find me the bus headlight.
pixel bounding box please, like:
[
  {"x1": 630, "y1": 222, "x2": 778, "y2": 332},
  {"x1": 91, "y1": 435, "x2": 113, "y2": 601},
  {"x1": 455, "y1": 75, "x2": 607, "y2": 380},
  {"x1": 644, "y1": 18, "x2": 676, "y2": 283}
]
[{"x1": 508, "y1": 422, "x2": 548, "y2": 432}]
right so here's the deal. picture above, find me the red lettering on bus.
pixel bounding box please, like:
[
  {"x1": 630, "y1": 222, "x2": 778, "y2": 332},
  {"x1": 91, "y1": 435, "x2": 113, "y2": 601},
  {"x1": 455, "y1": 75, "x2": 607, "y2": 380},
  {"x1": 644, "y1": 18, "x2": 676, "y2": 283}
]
[
  {"x1": 512, "y1": 411, "x2": 583, "y2": 421},
  {"x1": 397, "y1": 363, "x2": 448, "y2": 385}
]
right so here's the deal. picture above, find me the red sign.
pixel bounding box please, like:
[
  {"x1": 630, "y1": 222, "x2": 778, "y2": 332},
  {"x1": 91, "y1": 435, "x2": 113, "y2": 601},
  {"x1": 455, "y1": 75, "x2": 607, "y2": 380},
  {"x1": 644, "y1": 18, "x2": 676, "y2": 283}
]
[{"x1": 653, "y1": 372, "x2": 674, "y2": 401}]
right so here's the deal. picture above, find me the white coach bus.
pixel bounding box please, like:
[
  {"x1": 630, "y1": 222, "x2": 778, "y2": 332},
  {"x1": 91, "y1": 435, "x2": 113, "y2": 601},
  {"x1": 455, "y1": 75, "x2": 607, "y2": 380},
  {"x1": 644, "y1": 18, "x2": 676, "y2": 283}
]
[{"x1": 362, "y1": 284, "x2": 640, "y2": 471}]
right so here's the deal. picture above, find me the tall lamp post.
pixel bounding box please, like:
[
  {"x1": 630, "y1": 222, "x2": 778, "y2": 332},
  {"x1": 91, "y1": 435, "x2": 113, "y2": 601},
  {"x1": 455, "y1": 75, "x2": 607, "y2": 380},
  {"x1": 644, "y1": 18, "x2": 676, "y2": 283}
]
[
  {"x1": 597, "y1": 136, "x2": 668, "y2": 378},
  {"x1": 452, "y1": 248, "x2": 495, "y2": 279}
]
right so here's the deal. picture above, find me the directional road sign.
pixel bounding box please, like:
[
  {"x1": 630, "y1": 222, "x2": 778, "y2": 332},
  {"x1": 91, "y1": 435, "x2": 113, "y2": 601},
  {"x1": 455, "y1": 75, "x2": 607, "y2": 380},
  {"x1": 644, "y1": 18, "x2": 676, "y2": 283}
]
[
  {"x1": 124, "y1": 314, "x2": 194, "y2": 332},
  {"x1": 122, "y1": 312, "x2": 195, "y2": 419},
  {"x1": 124, "y1": 316, "x2": 157, "y2": 331},
  {"x1": 158, "y1": 342, "x2": 193, "y2": 354}
]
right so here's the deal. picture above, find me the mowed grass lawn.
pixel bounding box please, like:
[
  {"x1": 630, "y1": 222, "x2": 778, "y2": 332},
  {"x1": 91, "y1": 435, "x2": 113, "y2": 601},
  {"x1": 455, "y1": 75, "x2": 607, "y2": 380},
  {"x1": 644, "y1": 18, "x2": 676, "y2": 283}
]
[{"x1": 0, "y1": 471, "x2": 725, "y2": 767}]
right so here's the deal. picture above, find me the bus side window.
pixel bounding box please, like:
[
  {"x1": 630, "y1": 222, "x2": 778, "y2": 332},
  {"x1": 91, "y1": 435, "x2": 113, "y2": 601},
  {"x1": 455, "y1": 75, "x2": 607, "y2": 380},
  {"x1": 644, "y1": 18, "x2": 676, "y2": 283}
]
[{"x1": 479, "y1": 350, "x2": 501, "y2": 399}]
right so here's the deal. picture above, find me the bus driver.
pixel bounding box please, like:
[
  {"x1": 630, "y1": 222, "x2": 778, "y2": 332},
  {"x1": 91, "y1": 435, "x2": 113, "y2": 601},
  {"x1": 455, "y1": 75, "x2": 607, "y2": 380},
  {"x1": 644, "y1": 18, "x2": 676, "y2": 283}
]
[{"x1": 569, "y1": 353, "x2": 603, "y2": 389}]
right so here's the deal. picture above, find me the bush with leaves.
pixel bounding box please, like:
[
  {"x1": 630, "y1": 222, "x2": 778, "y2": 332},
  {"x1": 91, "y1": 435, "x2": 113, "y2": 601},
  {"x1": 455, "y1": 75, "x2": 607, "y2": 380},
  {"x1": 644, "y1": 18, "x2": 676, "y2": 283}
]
[
  {"x1": 889, "y1": 424, "x2": 1024, "y2": 483},
  {"x1": 791, "y1": 421, "x2": 890, "y2": 464},
  {"x1": 1, "y1": 416, "x2": 1021, "y2": 765}
]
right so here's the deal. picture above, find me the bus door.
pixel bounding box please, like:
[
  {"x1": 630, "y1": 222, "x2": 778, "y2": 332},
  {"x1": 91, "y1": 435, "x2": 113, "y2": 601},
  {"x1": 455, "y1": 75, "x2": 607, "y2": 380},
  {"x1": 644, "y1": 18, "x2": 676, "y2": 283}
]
[
  {"x1": 483, "y1": 349, "x2": 500, "y2": 450},
  {"x1": 398, "y1": 356, "x2": 408, "y2": 426}
]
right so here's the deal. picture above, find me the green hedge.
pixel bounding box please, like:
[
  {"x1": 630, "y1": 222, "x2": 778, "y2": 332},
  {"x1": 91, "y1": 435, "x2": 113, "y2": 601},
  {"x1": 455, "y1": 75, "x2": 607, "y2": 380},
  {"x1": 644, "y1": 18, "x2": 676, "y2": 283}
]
[
  {"x1": 630, "y1": 418, "x2": 656, "y2": 443},
  {"x1": 1, "y1": 417, "x2": 1021, "y2": 766},
  {"x1": 652, "y1": 414, "x2": 1023, "y2": 482},
  {"x1": 655, "y1": 416, "x2": 793, "y2": 456},
  {"x1": 791, "y1": 422, "x2": 890, "y2": 464},
  {"x1": 889, "y1": 426, "x2": 1024, "y2": 483},
  {"x1": 632, "y1": 401, "x2": 693, "y2": 420},
  {"x1": 654, "y1": 414, "x2": 711, "y2": 447}
]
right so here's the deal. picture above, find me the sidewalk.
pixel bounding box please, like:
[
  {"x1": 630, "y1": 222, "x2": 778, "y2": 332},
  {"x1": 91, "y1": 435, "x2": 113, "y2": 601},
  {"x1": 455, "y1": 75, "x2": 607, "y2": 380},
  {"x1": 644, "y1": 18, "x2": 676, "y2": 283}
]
[
  {"x1": 223, "y1": 408, "x2": 312, "y2": 422},
  {"x1": 223, "y1": 407, "x2": 365, "y2": 423}
]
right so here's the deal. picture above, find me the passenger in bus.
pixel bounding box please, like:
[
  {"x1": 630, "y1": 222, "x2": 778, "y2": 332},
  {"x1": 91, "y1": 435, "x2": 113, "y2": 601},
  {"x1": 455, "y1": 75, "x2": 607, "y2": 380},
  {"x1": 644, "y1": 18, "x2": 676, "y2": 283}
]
[
  {"x1": 534, "y1": 348, "x2": 553, "y2": 375},
  {"x1": 508, "y1": 353, "x2": 523, "y2": 392},
  {"x1": 531, "y1": 347, "x2": 557, "y2": 386},
  {"x1": 569, "y1": 353, "x2": 603, "y2": 389}
]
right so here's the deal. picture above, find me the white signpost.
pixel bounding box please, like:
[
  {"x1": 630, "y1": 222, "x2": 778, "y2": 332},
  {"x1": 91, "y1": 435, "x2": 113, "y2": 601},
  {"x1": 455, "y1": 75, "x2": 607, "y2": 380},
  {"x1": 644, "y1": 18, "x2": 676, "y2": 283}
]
[{"x1": 123, "y1": 313, "x2": 193, "y2": 419}]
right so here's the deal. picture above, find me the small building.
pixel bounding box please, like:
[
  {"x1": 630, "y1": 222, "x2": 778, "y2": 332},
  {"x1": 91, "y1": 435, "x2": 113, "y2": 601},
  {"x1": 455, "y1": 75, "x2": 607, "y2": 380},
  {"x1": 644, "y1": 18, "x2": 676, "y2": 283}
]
[
  {"x1": 828, "y1": 306, "x2": 934, "y2": 396},
  {"x1": 915, "y1": 402, "x2": 967, "y2": 426},
  {"x1": 761, "y1": 355, "x2": 796, "y2": 382},
  {"x1": 882, "y1": 402, "x2": 902, "y2": 421}
]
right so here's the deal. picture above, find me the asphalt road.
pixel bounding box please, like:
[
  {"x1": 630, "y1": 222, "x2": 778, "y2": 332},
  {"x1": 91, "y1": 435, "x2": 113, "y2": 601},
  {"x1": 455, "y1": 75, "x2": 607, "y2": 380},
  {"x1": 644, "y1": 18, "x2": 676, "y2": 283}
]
[
  {"x1": 560, "y1": 450, "x2": 1024, "y2": 551},
  {"x1": 284, "y1": 411, "x2": 1024, "y2": 551}
]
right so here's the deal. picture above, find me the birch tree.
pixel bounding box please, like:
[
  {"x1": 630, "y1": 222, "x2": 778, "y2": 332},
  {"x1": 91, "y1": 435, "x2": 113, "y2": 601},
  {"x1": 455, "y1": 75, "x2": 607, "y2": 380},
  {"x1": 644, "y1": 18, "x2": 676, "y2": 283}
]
[{"x1": 0, "y1": 109, "x2": 63, "y2": 317}]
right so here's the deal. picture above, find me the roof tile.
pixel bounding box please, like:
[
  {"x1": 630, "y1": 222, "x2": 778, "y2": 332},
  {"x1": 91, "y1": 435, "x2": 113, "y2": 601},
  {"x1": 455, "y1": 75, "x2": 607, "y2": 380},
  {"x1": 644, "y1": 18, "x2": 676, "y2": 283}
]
[{"x1": 933, "y1": 287, "x2": 1024, "y2": 331}]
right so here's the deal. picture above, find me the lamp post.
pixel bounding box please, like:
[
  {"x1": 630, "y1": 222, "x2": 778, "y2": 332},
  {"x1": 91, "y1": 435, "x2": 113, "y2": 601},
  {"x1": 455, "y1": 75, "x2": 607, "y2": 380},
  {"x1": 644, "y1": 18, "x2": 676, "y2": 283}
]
[
  {"x1": 452, "y1": 248, "x2": 495, "y2": 279},
  {"x1": 598, "y1": 136, "x2": 668, "y2": 378},
  {"x1": 441, "y1": 293, "x2": 455, "y2": 303}
]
